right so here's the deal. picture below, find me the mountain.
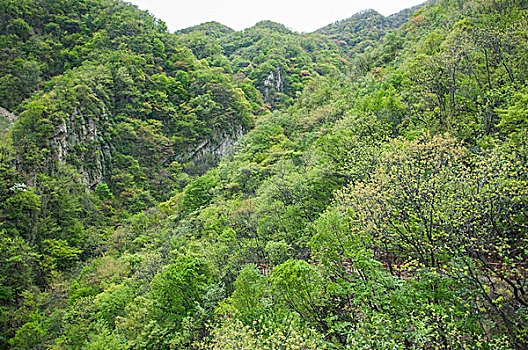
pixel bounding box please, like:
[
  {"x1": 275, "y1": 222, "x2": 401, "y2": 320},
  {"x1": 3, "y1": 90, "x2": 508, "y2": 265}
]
[
  {"x1": 178, "y1": 18, "x2": 349, "y2": 109},
  {"x1": 1, "y1": 0, "x2": 256, "y2": 194},
  {"x1": 1, "y1": 0, "x2": 528, "y2": 349},
  {"x1": 315, "y1": 6, "x2": 421, "y2": 55},
  {"x1": 175, "y1": 21, "x2": 234, "y2": 37}
]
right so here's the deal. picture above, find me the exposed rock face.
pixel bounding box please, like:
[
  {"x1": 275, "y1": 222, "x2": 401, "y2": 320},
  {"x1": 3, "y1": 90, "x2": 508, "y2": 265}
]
[
  {"x1": 0, "y1": 106, "x2": 17, "y2": 124},
  {"x1": 50, "y1": 106, "x2": 244, "y2": 185},
  {"x1": 51, "y1": 108, "x2": 111, "y2": 188},
  {"x1": 263, "y1": 67, "x2": 283, "y2": 103},
  {"x1": 179, "y1": 124, "x2": 246, "y2": 166}
]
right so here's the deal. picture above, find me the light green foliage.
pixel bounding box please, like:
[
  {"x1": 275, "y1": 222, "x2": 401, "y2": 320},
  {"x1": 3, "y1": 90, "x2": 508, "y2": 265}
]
[
  {"x1": 265, "y1": 240, "x2": 292, "y2": 265},
  {"x1": 94, "y1": 183, "x2": 113, "y2": 200},
  {"x1": 150, "y1": 255, "x2": 210, "y2": 324},
  {"x1": 181, "y1": 173, "x2": 218, "y2": 214},
  {"x1": 312, "y1": 133, "x2": 528, "y2": 347},
  {"x1": 81, "y1": 322, "x2": 126, "y2": 350},
  {"x1": 217, "y1": 264, "x2": 268, "y2": 322},
  {"x1": 403, "y1": 3, "x2": 528, "y2": 139},
  {"x1": 9, "y1": 311, "x2": 47, "y2": 350},
  {"x1": 270, "y1": 260, "x2": 326, "y2": 324},
  {"x1": 498, "y1": 88, "x2": 528, "y2": 135},
  {"x1": 200, "y1": 316, "x2": 326, "y2": 350}
]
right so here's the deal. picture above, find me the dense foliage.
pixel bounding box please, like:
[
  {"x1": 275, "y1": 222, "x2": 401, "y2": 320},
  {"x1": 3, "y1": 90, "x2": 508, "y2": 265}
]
[
  {"x1": 178, "y1": 19, "x2": 350, "y2": 109},
  {"x1": 1, "y1": 0, "x2": 528, "y2": 349}
]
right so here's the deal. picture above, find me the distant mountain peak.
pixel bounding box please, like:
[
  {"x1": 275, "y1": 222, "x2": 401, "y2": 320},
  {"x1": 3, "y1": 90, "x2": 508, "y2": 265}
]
[
  {"x1": 249, "y1": 20, "x2": 293, "y2": 34},
  {"x1": 316, "y1": 9, "x2": 385, "y2": 34},
  {"x1": 177, "y1": 21, "x2": 234, "y2": 37},
  {"x1": 313, "y1": 4, "x2": 423, "y2": 56}
]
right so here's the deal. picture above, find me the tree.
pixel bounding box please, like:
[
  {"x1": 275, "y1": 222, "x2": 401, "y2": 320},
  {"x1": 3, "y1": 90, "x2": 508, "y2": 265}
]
[
  {"x1": 316, "y1": 133, "x2": 528, "y2": 348},
  {"x1": 217, "y1": 264, "x2": 268, "y2": 323},
  {"x1": 150, "y1": 255, "x2": 210, "y2": 325}
]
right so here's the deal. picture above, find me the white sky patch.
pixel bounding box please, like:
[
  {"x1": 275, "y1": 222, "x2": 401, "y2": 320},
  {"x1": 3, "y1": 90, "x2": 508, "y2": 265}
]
[{"x1": 126, "y1": 0, "x2": 426, "y2": 33}]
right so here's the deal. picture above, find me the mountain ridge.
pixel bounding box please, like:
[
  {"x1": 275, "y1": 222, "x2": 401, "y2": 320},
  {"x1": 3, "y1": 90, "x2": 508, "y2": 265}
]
[{"x1": 175, "y1": 5, "x2": 425, "y2": 36}]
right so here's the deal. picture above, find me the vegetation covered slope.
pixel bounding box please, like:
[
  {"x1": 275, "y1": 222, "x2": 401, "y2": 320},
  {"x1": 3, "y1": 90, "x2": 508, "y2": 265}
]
[
  {"x1": 1, "y1": 0, "x2": 528, "y2": 349},
  {"x1": 178, "y1": 20, "x2": 351, "y2": 109},
  {"x1": 1, "y1": 0, "x2": 257, "y2": 188},
  {"x1": 316, "y1": 8, "x2": 414, "y2": 56}
]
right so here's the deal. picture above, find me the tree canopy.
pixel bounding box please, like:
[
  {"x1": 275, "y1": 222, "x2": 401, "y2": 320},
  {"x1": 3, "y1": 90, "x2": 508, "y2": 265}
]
[{"x1": 1, "y1": 0, "x2": 528, "y2": 349}]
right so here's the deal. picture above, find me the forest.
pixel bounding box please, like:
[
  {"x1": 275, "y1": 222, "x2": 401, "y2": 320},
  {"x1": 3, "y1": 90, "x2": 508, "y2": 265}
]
[{"x1": 0, "y1": 0, "x2": 527, "y2": 348}]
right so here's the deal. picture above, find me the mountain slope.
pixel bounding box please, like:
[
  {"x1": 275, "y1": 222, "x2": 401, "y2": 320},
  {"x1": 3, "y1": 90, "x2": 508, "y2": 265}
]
[
  {"x1": 178, "y1": 19, "x2": 350, "y2": 109},
  {"x1": 1, "y1": 0, "x2": 256, "y2": 195},
  {"x1": 1, "y1": 0, "x2": 528, "y2": 349},
  {"x1": 316, "y1": 6, "x2": 422, "y2": 55}
]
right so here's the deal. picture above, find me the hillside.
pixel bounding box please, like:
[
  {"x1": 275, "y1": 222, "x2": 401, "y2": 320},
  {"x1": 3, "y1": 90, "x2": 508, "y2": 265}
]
[
  {"x1": 178, "y1": 19, "x2": 350, "y2": 109},
  {"x1": 316, "y1": 6, "x2": 421, "y2": 56},
  {"x1": 176, "y1": 21, "x2": 234, "y2": 37},
  {"x1": 0, "y1": 0, "x2": 258, "y2": 196},
  {"x1": 1, "y1": 0, "x2": 528, "y2": 349}
]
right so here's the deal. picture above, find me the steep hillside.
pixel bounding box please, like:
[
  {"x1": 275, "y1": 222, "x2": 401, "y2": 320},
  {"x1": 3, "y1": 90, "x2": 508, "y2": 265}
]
[
  {"x1": 1, "y1": 0, "x2": 257, "y2": 195},
  {"x1": 0, "y1": 1, "x2": 258, "y2": 345},
  {"x1": 316, "y1": 6, "x2": 422, "y2": 56},
  {"x1": 179, "y1": 19, "x2": 349, "y2": 109},
  {"x1": 1, "y1": 0, "x2": 528, "y2": 349},
  {"x1": 176, "y1": 7, "x2": 421, "y2": 110}
]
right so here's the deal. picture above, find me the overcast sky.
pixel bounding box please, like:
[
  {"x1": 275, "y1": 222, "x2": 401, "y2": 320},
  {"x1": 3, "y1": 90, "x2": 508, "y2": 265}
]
[{"x1": 126, "y1": 0, "x2": 425, "y2": 33}]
